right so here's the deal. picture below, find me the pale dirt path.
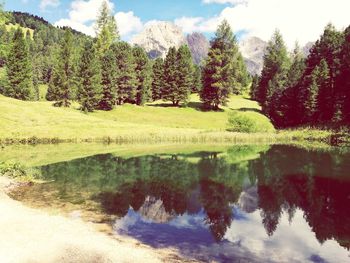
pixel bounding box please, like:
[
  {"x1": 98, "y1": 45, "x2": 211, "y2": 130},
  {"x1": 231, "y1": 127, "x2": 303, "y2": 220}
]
[{"x1": 0, "y1": 177, "x2": 196, "y2": 263}]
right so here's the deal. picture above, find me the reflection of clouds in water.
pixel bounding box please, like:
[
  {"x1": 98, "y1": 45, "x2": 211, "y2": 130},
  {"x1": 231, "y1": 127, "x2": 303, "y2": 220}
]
[
  {"x1": 225, "y1": 208, "x2": 349, "y2": 263},
  {"x1": 112, "y1": 205, "x2": 349, "y2": 262},
  {"x1": 168, "y1": 211, "x2": 205, "y2": 230}
]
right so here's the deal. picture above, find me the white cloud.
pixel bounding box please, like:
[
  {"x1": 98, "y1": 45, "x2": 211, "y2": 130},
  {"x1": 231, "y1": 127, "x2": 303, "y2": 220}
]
[
  {"x1": 114, "y1": 11, "x2": 143, "y2": 37},
  {"x1": 54, "y1": 0, "x2": 144, "y2": 39},
  {"x1": 40, "y1": 0, "x2": 60, "y2": 11},
  {"x1": 175, "y1": 16, "x2": 219, "y2": 34},
  {"x1": 203, "y1": 0, "x2": 247, "y2": 4},
  {"x1": 68, "y1": 0, "x2": 114, "y2": 24},
  {"x1": 178, "y1": 0, "x2": 350, "y2": 48}
]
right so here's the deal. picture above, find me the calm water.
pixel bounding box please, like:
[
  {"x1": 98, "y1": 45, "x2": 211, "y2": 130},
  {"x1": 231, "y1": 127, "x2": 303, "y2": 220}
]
[{"x1": 11, "y1": 145, "x2": 350, "y2": 262}]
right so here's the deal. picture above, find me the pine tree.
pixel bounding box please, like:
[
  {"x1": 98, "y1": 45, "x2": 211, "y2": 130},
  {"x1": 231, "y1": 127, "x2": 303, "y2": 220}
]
[
  {"x1": 151, "y1": 58, "x2": 164, "y2": 101},
  {"x1": 99, "y1": 46, "x2": 117, "y2": 110},
  {"x1": 299, "y1": 24, "x2": 343, "y2": 123},
  {"x1": 6, "y1": 27, "x2": 34, "y2": 100},
  {"x1": 257, "y1": 30, "x2": 290, "y2": 115},
  {"x1": 95, "y1": 0, "x2": 119, "y2": 55},
  {"x1": 77, "y1": 40, "x2": 101, "y2": 112},
  {"x1": 250, "y1": 75, "x2": 260, "y2": 100},
  {"x1": 200, "y1": 20, "x2": 248, "y2": 110},
  {"x1": 163, "y1": 45, "x2": 193, "y2": 106},
  {"x1": 337, "y1": 26, "x2": 350, "y2": 124},
  {"x1": 46, "y1": 29, "x2": 73, "y2": 107},
  {"x1": 0, "y1": 24, "x2": 8, "y2": 67},
  {"x1": 192, "y1": 64, "x2": 202, "y2": 93},
  {"x1": 162, "y1": 47, "x2": 178, "y2": 105},
  {"x1": 271, "y1": 43, "x2": 306, "y2": 127},
  {"x1": 133, "y1": 46, "x2": 152, "y2": 105},
  {"x1": 336, "y1": 26, "x2": 350, "y2": 125},
  {"x1": 112, "y1": 42, "x2": 137, "y2": 105},
  {"x1": 303, "y1": 60, "x2": 330, "y2": 124},
  {"x1": 287, "y1": 43, "x2": 305, "y2": 88}
]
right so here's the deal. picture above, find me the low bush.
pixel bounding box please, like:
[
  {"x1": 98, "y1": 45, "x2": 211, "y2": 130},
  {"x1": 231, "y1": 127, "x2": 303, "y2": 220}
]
[
  {"x1": 0, "y1": 161, "x2": 41, "y2": 181},
  {"x1": 227, "y1": 111, "x2": 275, "y2": 133}
]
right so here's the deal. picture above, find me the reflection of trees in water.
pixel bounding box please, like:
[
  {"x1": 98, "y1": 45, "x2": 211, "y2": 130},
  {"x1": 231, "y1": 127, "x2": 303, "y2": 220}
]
[
  {"x1": 38, "y1": 145, "x2": 350, "y2": 246},
  {"x1": 95, "y1": 153, "x2": 246, "y2": 241},
  {"x1": 254, "y1": 146, "x2": 350, "y2": 249}
]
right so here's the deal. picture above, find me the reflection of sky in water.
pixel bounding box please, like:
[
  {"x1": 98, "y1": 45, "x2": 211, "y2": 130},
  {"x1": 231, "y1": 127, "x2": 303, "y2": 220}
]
[{"x1": 114, "y1": 206, "x2": 350, "y2": 263}]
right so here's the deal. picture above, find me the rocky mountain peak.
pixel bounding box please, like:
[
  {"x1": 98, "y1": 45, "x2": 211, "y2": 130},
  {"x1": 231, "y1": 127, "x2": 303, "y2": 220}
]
[
  {"x1": 186, "y1": 32, "x2": 209, "y2": 65},
  {"x1": 131, "y1": 21, "x2": 186, "y2": 59},
  {"x1": 239, "y1": 36, "x2": 268, "y2": 76}
]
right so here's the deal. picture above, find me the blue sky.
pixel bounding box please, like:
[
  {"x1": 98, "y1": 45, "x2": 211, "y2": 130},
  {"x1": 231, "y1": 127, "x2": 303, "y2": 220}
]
[
  {"x1": 4, "y1": 0, "x2": 350, "y2": 47},
  {"x1": 5, "y1": 1, "x2": 229, "y2": 25}
]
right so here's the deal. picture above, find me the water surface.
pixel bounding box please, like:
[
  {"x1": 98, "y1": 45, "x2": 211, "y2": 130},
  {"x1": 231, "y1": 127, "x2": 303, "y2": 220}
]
[{"x1": 10, "y1": 145, "x2": 350, "y2": 262}]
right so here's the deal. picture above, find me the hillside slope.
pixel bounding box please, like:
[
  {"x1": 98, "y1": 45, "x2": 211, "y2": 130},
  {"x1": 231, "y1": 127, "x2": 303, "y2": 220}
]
[{"x1": 0, "y1": 94, "x2": 272, "y2": 142}]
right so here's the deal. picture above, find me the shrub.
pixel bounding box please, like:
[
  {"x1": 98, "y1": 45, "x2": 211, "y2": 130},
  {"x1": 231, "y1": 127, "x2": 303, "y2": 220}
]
[
  {"x1": 0, "y1": 161, "x2": 41, "y2": 181},
  {"x1": 227, "y1": 110, "x2": 275, "y2": 133}
]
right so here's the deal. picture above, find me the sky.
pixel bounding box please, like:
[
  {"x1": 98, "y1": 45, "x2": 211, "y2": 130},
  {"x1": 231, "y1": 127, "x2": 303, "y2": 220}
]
[{"x1": 4, "y1": 0, "x2": 350, "y2": 47}]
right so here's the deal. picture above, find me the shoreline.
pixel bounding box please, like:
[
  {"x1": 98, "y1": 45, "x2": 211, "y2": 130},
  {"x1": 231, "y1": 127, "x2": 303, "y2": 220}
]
[
  {"x1": 0, "y1": 176, "x2": 196, "y2": 263},
  {"x1": 0, "y1": 128, "x2": 348, "y2": 146}
]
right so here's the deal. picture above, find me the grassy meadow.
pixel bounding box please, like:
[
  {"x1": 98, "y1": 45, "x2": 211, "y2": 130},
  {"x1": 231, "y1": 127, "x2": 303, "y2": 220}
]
[
  {"x1": 0, "y1": 87, "x2": 339, "y2": 145},
  {"x1": 0, "y1": 91, "x2": 276, "y2": 141}
]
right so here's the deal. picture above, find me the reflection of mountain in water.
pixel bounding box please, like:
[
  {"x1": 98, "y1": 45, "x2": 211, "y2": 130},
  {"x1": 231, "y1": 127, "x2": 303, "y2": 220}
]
[
  {"x1": 139, "y1": 196, "x2": 175, "y2": 223},
  {"x1": 237, "y1": 186, "x2": 259, "y2": 213},
  {"x1": 13, "y1": 145, "x2": 350, "y2": 259}
]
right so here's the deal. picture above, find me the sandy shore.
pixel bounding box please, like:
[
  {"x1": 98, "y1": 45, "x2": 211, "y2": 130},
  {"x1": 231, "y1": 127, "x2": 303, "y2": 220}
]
[{"x1": 0, "y1": 177, "x2": 195, "y2": 263}]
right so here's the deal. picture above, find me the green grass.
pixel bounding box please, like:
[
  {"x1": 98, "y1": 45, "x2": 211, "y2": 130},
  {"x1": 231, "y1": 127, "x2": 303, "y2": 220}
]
[
  {"x1": 0, "y1": 143, "x2": 257, "y2": 167},
  {"x1": 38, "y1": 84, "x2": 48, "y2": 101},
  {"x1": 0, "y1": 93, "x2": 273, "y2": 142},
  {"x1": 0, "y1": 93, "x2": 341, "y2": 145}
]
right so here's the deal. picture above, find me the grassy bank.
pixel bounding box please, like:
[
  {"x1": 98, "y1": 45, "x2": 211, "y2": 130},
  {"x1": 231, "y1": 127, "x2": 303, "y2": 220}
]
[{"x1": 0, "y1": 93, "x2": 347, "y2": 145}]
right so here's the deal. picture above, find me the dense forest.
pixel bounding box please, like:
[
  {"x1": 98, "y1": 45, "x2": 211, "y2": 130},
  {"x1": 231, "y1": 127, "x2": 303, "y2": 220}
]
[
  {"x1": 1, "y1": 0, "x2": 349, "y2": 128},
  {"x1": 251, "y1": 26, "x2": 350, "y2": 128}
]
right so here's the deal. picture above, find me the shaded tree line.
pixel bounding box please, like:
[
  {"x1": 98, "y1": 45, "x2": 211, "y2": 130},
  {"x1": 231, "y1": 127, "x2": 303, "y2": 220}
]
[{"x1": 252, "y1": 24, "x2": 350, "y2": 128}]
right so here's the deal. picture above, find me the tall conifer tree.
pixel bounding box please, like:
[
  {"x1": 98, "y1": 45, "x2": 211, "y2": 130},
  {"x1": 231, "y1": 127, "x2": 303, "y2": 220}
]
[
  {"x1": 257, "y1": 30, "x2": 290, "y2": 115},
  {"x1": 46, "y1": 29, "x2": 73, "y2": 107},
  {"x1": 133, "y1": 46, "x2": 152, "y2": 105},
  {"x1": 113, "y1": 42, "x2": 137, "y2": 105},
  {"x1": 95, "y1": 0, "x2": 119, "y2": 55},
  {"x1": 192, "y1": 64, "x2": 202, "y2": 93},
  {"x1": 6, "y1": 28, "x2": 34, "y2": 100},
  {"x1": 303, "y1": 60, "x2": 330, "y2": 123},
  {"x1": 298, "y1": 24, "x2": 343, "y2": 123},
  {"x1": 151, "y1": 58, "x2": 164, "y2": 101},
  {"x1": 163, "y1": 45, "x2": 193, "y2": 106},
  {"x1": 162, "y1": 47, "x2": 178, "y2": 105},
  {"x1": 200, "y1": 20, "x2": 248, "y2": 110},
  {"x1": 99, "y1": 46, "x2": 117, "y2": 110},
  {"x1": 337, "y1": 26, "x2": 350, "y2": 124},
  {"x1": 77, "y1": 41, "x2": 101, "y2": 112}
]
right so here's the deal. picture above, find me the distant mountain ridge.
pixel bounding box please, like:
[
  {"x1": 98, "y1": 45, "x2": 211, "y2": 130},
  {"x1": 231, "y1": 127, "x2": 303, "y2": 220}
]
[
  {"x1": 131, "y1": 21, "x2": 209, "y2": 65},
  {"x1": 131, "y1": 21, "x2": 266, "y2": 73},
  {"x1": 131, "y1": 22, "x2": 187, "y2": 60},
  {"x1": 239, "y1": 36, "x2": 268, "y2": 76}
]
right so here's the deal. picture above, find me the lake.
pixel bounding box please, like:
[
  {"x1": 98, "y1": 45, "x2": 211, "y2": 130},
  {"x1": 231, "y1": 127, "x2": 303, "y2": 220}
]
[{"x1": 8, "y1": 144, "x2": 350, "y2": 262}]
